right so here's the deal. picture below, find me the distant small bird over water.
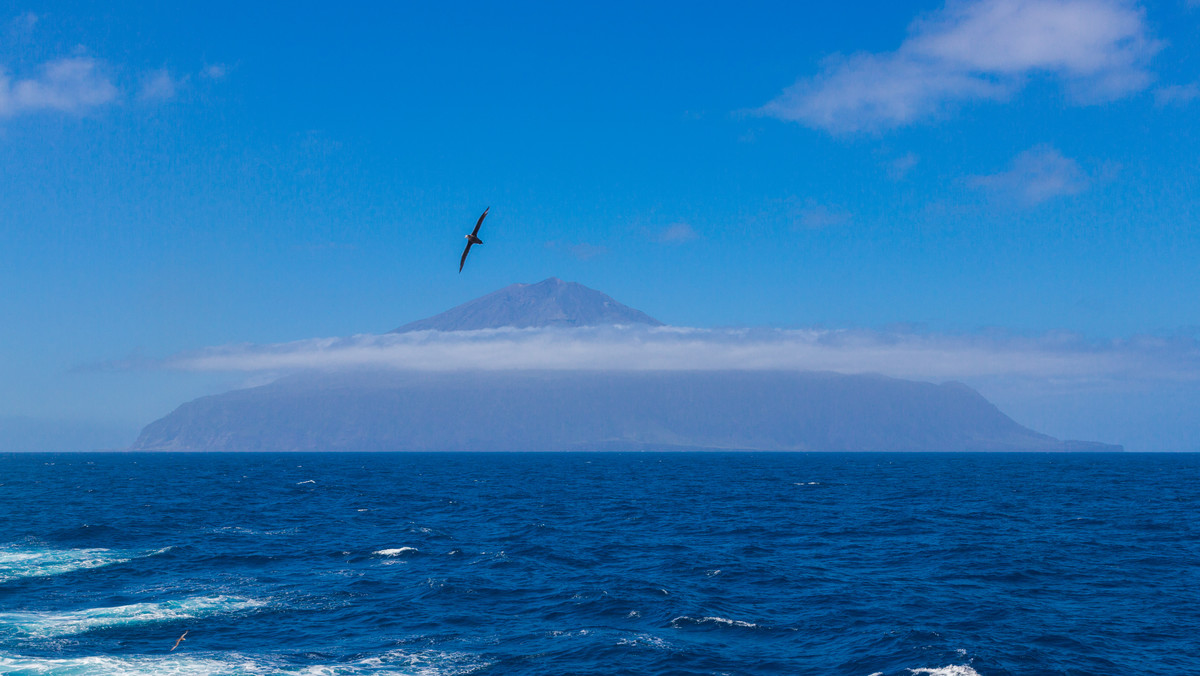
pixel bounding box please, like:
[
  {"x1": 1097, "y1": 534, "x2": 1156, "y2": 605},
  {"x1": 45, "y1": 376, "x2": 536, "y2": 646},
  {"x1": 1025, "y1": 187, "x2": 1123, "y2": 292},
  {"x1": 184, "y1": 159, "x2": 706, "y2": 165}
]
[
  {"x1": 170, "y1": 630, "x2": 188, "y2": 652},
  {"x1": 459, "y1": 207, "x2": 488, "y2": 272}
]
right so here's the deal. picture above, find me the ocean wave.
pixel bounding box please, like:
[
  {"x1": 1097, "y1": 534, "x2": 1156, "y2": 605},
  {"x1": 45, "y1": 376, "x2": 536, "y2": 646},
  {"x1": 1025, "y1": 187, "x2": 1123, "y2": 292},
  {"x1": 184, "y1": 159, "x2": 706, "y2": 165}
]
[
  {"x1": 669, "y1": 615, "x2": 757, "y2": 629},
  {"x1": 909, "y1": 666, "x2": 981, "y2": 676},
  {"x1": 616, "y1": 633, "x2": 670, "y2": 650},
  {"x1": 0, "y1": 596, "x2": 265, "y2": 638},
  {"x1": 0, "y1": 649, "x2": 487, "y2": 675},
  {"x1": 0, "y1": 546, "x2": 171, "y2": 583},
  {"x1": 201, "y1": 526, "x2": 297, "y2": 537},
  {"x1": 374, "y1": 548, "x2": 418, "y2": 557}
]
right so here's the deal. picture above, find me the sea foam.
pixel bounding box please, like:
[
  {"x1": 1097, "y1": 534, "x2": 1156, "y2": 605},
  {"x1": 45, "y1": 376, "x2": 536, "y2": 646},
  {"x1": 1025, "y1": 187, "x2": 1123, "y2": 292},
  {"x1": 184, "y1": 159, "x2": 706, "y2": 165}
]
[
  {"x1": 909, "y1": 666, "x2": 982, "y2": 676},
  {"x1": 0, "y1": 648, "x2": 487, "y2": 675},
  {"x1": 0, "y1": 546, "x2": 171, "y2": 583},
  {"x1": 0, "y1": 596, "x2": 265, "y2": 638},
  {"x1": 374, "y1": 548, "x2": 418, "y2": 556}
]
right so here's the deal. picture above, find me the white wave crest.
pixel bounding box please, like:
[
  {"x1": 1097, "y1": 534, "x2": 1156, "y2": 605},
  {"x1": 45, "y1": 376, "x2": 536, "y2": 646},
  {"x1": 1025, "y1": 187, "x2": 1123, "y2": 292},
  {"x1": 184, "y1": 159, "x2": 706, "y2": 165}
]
[
  {"x1": 0, "y1": 648, "x2": 488, "y2": 675},
  {"x1": 374, "y1": 548, "x2": 418, "y2": 556},
  {"x1": 670, "y1": 615, "x2": 757, "y2": 628},
  {"x1": 0, "y1": 596, "x2": 265, "y2": 638},
  {"x1": 909, "y1": 666, "x2": 982, "y2": 676},
  {"x1": 0, "y1": 546, "x2": 171, "y2": 583}
]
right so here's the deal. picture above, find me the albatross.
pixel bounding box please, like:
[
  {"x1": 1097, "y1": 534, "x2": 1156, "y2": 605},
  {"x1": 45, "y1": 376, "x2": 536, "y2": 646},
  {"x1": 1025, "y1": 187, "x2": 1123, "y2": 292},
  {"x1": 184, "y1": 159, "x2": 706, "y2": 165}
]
[
  {"x1": 459, "y1": 207, "x2": 488, "y2": 272},
  {"x1": 170, "y1": 630, "x2": 188, "y2": 652}
]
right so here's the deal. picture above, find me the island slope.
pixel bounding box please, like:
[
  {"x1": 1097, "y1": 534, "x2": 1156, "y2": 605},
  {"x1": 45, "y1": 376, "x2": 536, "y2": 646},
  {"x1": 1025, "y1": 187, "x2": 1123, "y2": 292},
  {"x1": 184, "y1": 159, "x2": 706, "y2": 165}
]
[{"x1": 132, "y1": 370, "x2": 1119, "y2": 452}]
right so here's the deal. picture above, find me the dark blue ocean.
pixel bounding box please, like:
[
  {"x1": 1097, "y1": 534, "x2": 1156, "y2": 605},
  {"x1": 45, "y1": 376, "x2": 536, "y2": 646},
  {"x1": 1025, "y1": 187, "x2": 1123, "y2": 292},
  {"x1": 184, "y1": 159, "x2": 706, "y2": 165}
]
[{"x1": 0, "y1": 452, "x2": 1197, "y2": 675}]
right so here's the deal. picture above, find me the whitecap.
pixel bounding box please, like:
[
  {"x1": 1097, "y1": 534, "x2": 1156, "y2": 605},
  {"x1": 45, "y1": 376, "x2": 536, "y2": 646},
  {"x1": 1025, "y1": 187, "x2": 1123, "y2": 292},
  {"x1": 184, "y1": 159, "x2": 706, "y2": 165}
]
[
  {"x1": 670, "y1": 615, "x2": 757, "y2": 628},
  {"x1": 294, "y1": 647, "x2": 488, "y2": 675},
  {"x1": 374, "y1": 547, "x2": 418, "y2": 556},
  {"x1": 0, "y1": 546, "x2": 171, "y2": 583},
  {"x1": 0, "y1": 596, "x2": 265, "y2": 638},
  {"x1": 909, "y1": 666, "x2": 982, "y2": 676}
]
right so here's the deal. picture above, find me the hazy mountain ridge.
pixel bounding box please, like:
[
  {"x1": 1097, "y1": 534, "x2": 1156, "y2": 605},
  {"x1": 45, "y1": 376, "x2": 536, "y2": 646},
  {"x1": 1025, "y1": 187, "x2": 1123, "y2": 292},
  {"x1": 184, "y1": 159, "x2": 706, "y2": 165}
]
[{"x1": 392, "y1": 277, "x2": 662, "y2": 332}]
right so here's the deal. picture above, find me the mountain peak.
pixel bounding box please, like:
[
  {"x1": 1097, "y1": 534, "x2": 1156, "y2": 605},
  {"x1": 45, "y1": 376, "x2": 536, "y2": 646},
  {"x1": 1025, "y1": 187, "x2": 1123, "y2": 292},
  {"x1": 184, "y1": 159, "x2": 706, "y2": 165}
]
[{"x1": 391, "y1": 278, "x2": 663, "y2": 332}]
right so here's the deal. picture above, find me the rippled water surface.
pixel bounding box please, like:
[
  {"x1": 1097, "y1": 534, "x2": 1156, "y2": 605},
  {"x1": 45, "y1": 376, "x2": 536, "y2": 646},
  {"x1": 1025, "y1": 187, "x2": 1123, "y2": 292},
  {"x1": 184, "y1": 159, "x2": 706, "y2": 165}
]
[{"x1": 0, "y1": 452, "x2": 1197, "y2": 675}]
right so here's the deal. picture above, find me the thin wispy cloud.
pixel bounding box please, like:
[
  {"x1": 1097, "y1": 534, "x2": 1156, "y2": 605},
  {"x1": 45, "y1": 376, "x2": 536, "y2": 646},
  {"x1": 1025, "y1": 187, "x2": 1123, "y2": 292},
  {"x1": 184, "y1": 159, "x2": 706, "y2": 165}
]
[
  {"x1": 545, "y1": 241, "x2": 610, "y2": 260},
  {"x1": 968, "y1": 145, "x2": 1089, "y2": 204},
  {"x1": 654, "y1": 223, "x2": 700, "y2": 244},
  {"x1": 568, "y1": 243, "x2": 609, "y2": 260},
  {"x1": 137, "y1": 68, "x2": 181, "y2": 102},
  {"x1": 0, "y1": 56, "x2": 118, "y2": 117},
  {"x1": 200, "y1": 63, "x2": 228, "y2": 81},
  {"x1": 6, "y1": 11, "x2": 38, "y2": 40},
  {"x1": 887, "y1": 152, "x2": 921, "y2": 180},
  {"x1": 1154, "y1": 82, "x2": 1199, "y2": 106},
  {"x1": 126, "y1": 325, "x2": 1200, "y2": 388},
  {"x1": 760, "y1": 0, "x2": 1160, "y2": 133},
  {"x1": 796, "y1": 203, "x2": 853, "y2": 229}
]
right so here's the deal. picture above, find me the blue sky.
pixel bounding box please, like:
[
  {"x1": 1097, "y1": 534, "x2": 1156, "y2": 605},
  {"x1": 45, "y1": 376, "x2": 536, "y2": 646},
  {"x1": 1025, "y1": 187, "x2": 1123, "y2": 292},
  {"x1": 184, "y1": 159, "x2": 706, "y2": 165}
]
[{"x1": 1, "y1": 0, "x2": 1197, "y2": 450}]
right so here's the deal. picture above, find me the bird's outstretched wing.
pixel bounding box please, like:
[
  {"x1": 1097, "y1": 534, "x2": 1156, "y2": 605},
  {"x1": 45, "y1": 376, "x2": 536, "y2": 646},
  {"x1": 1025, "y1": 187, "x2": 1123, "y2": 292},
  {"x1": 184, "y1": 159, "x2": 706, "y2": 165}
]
[
  {"x1": 459, "y1": 241, "x2": 473, "y2": 273},
  {"x1": 471, "y1": 207, "x2": 489, "y2": 237}
]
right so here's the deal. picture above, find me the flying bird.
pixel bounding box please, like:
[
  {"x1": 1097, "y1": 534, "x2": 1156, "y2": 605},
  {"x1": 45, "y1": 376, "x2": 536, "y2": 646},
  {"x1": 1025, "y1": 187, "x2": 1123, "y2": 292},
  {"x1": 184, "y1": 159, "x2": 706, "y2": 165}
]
[
  {"x1": 170, "y1": 630, "x2": 188, "y2": 652},
  {"x1": 459, "y1": 207, "x2": 488, "y2": 272}
]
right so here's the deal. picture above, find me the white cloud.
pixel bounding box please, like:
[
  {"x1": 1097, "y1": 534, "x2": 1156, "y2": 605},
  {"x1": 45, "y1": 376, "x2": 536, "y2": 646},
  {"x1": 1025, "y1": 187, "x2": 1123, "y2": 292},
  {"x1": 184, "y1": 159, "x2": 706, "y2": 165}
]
[
  {"x1": 141, "y1": 325, "x2": 1200, "y2": 388},
  {"x1": 137, "y1": 68, "x2": 181, "y2": 102},
  {"x1": 760, "y1": 0, "x2": 1160, "y2": 133},
  {"x1": 0, "y1": 56, "x2": 118, "y2": 117},
  {"x1": 200, "y1": 63, "x2": 227, "y2": 81},
  {"x1": 968, "y1": 145, "x2": 1089, "y2": 204},
  {"x1": 1154, "y1": 82, "x2": 1200, "y2": 106},
  {"x1": 654, "y1": 223, "x2": 700, "y2": 243}
]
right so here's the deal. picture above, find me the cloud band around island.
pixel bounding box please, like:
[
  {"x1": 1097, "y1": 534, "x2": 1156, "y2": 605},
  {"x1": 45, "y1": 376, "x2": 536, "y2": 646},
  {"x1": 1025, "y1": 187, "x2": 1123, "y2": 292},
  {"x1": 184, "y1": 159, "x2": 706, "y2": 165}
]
[{"x1": 138, "y1": 325, "x2": 1200, "y2": 386}]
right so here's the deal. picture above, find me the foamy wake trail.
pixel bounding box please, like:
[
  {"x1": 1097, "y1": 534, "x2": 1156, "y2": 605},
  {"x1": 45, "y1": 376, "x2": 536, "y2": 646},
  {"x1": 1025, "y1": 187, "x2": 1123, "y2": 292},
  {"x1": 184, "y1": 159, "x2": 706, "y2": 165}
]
[
  {"x1": 0, "y1": 597, "x2": 265, "y2": 638},
  {"x1": 0, "y1": 546, "x2": 171, "y2": 583},
  {"x1": 909, "y1": 666, "x2": 982, "y2": 676},
  {"x1": 0, "y1": 648, "x2": 487, "y2": 675}
]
